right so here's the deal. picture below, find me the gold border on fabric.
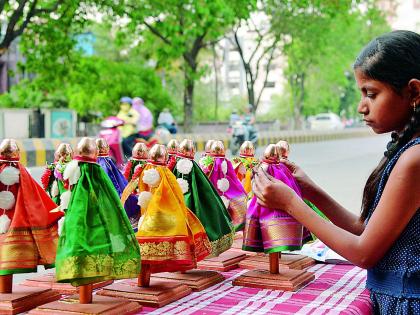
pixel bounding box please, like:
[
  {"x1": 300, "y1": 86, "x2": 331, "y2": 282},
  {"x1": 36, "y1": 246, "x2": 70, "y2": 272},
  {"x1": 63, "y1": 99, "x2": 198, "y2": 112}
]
[
  {"x1": 138, "y1": 238, "x2": 193, "y2": 262},
  {"x1": 209, "y1": 231, "x2": 234, "y2": 257},
  {"x1": 56, "y1": 254, "x2": 140, "y2": 282},
  {"x1": 0, "y1": 225, "x2": 59, "y2": 272},
  {"x1": 229, "y1": 196, "x2": 247, "y2": 227}
]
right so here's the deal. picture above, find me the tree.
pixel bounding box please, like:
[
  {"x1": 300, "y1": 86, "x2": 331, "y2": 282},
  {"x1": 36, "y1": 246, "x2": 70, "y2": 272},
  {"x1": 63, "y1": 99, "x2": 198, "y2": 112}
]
[
  {"x1": 268, "y1": 0, "x2": 389, "y2": 128},
  {"x1": 0, "y1": 0, "x2": 84, "y2": 57},
  {"x1": 115, "y1": 0, "x2": 256, "y2": 131},
  {"x1": 229, "y1": 9, "x2": 280, "y2": 114}
]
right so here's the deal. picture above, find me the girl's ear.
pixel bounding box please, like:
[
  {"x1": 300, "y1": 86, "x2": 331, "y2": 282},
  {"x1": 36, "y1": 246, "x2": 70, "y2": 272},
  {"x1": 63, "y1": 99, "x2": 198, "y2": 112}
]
[{"x1": 408, "y1": 79, "x2": 420, "y2": 106}]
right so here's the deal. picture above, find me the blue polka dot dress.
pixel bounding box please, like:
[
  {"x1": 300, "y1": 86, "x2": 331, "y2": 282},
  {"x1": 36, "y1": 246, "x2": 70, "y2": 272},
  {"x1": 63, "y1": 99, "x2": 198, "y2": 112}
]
[{"x1": 366, "y1": 137, "x2": 420, "y2": 315}]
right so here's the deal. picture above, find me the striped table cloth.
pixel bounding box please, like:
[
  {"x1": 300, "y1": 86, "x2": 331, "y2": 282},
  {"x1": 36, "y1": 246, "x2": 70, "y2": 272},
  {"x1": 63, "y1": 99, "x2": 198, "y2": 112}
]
[{"x1": 140, "y1": 264, "x2": 372, "y2": 315}]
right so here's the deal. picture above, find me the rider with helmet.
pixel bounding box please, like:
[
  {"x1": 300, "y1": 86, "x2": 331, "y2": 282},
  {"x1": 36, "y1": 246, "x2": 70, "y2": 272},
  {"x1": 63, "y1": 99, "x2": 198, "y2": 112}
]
[{"x1": 117, "y1": 97, "x2": 140, "y2": 156}]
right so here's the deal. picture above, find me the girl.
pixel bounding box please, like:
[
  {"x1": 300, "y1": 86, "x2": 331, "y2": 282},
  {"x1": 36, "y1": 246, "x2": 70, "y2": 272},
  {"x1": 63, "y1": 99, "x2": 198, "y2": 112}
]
[{"x1": 253, "y1": 30, "x2": 420, "y2": 314}]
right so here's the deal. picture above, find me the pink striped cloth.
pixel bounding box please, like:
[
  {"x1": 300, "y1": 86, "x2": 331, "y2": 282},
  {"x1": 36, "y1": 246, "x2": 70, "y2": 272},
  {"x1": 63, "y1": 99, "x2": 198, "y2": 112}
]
[{"x1": 140, "y1": 264, "x2": 372, "y2": 314}]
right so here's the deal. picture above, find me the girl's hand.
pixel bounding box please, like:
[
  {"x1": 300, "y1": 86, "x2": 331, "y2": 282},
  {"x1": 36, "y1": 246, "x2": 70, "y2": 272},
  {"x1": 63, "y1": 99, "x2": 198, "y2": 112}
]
[
  {"x1": 280, "y1": 158, "x2": 317, "y2": 199},
  {"x1": 253, "y1": 167, "x2": 298, "y2": 211}
]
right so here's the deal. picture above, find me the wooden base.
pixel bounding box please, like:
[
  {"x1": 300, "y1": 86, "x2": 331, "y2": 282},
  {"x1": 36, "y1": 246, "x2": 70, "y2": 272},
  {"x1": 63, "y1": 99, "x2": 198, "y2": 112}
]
[
  {"x1": 0, "y1": 286, "x2": 61, "y2": 315},
  {"x1": 28, "y1": 294, "x2": 142, "y2": 314},
  {"x1": 96, "y1": 278, "x2": 192, "y2": 308},
  {"x1": 232, "y1": 269, "x2": 315, "y2": 291},
  {"x1": 197, "y1": 251, "x2": 246, "y2": 271},
  {"x1": 151, "y1": 270, "x2": 224, "y2": 291},
  {"x1": 238, "y1": 254, "x2": 315, "y2": 270},
  {"x1": 21, "y1": 273, "x2": 113, "y2": 294}
]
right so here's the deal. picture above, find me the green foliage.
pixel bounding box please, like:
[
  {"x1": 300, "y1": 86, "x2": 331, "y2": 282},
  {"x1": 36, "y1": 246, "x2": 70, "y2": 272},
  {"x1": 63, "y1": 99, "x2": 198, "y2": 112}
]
[
  {"x1": 0, "y1": 57, "x2": 174, "y2": 120},
  {"x1": 268, "y1": 0, "x2": 390, "y2": 123}
]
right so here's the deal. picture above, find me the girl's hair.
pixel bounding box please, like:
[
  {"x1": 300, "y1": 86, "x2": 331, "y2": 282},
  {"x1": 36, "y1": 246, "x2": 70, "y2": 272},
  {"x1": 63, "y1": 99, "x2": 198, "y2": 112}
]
[{"x1": 354, "y1": 30, "x2": 420, "y2": 221}]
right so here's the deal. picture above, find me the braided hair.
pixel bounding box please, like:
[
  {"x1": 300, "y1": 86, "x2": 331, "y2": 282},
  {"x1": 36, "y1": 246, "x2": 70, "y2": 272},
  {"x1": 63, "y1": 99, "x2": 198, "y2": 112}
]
[{"x1": 354, "y1": 30, "x2": 420, "y2": 221}]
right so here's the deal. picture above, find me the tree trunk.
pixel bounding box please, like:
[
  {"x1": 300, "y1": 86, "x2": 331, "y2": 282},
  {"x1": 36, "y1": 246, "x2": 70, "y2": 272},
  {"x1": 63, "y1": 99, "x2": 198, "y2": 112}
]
[
  {"x1": 212, "y1": 44, "x2": 219, "y2": 120},
  {"x1": 289, "y1": 73, "x2": 305, "y2": 130},
  {"x1": 183, "y1": 71, "x2": 194, "y2": 133}
]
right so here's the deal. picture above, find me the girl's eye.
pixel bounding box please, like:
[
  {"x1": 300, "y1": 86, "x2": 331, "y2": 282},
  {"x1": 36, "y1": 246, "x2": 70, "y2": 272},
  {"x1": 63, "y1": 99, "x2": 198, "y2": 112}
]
[{"x1": 366, "y1": 93, "x2": 376, "y2": 99}]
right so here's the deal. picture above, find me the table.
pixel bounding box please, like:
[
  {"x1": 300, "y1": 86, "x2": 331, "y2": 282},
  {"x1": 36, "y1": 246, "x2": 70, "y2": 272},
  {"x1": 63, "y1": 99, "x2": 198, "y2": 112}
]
[{"x1": 140, "y1": 264, "x2": 372, "y2": 315}]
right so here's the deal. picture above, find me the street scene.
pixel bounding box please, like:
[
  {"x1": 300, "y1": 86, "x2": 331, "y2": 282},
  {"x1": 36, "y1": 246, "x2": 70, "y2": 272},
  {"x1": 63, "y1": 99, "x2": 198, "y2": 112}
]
[{"x1": 0, "y1": 0, "x2": 419, "y2": 314}]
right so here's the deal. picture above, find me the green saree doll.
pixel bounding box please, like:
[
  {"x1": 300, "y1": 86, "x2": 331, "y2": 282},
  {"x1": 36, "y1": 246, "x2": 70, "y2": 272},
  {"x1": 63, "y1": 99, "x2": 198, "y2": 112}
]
[
  {"x1": 55, "y1": 137, "x2": 141, "y2": 286},
  {"x1": 172, "y1": 139, "x2": 234, "y2": 257}
]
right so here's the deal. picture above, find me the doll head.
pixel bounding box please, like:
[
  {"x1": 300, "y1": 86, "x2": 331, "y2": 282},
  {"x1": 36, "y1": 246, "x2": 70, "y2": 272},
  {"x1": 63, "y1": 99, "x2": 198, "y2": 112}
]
[
  {"x1": 239, "y1": 141, "x2": 255, "y2": 157},
  {"x1": 132, "y1": 142, "x2": 148, "y2": 160},
  {"x1": 205, "y1": 140, "x2": 215, "y2": 154},
  {"x1": 210, "y1": 141, "x2": 225, "y2": 157},
  {"x1": 178, "y1": 139, "x2": 195, "y2": 159},
  {"x1": 0, "y1": 139, "x2": 20, "y2": 161},
  {"x1": 76, "y1": 137, "x2": 98, "y2": 160},
  {"x1": 167, "y1": 139, "x2": 179, "y2": 155},
  {"x1": 276, "y1": 140, "x2": 290, "y2": 159},
  {"x1": 148, "y1": 144, "x2": 168, "y2": 165},
  {"x1": 263, "y1": 144, "x2": 280, "y2": 164},
  {"x1": 54, "y1": 143, "x2": 73, "y2": 163},
  {"x1": 96, "y1": 138, "x2": 110, "y2": 157}
]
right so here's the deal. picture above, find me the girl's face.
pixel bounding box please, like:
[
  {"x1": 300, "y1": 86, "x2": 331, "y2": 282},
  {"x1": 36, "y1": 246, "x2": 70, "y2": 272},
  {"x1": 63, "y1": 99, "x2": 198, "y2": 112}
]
[{"x1": 355, "y1": 69, "x2": 412, "y2": 134}]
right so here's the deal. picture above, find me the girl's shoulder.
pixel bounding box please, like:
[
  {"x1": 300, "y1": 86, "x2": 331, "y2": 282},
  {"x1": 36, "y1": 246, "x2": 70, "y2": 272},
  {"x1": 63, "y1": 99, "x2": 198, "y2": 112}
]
[{"x1": 389, "y1": 143, "x2": 420, "y2": 197}]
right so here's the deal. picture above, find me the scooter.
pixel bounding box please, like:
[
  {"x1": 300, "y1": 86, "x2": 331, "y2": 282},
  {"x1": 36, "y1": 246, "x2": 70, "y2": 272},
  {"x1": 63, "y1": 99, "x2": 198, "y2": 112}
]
[
  {"x1": 98, "y1": 116, "x2": 125, "y2": 167},
  {"x1": 98, "y1": 116, "x2": 164, "y2": 167}
]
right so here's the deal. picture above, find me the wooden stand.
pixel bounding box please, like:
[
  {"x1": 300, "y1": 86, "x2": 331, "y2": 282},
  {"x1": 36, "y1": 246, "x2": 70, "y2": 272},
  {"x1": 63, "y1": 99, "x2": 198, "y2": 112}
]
[
  {"x1": 0, "y1": 274, "x2": 61, "y2": 315},
  {"x1": 151, "y1": 270, "x2": 225, "y2": 291},
  {"x1": 239, "y1": 253, "x2": 315, "y2": 270},
  {"x1": 197, "y1": 251, "x2": 246, "y2": 271},
  {"x1": 29, "y1": 283, "x2": 142, "y2": 314},
  {"x1": 233, "y1": 252, "x2": 315, "y2": 291},
  {"x1": 97, "y1": 263, "x2": 192, "y2": 308},
  {"x1": 21, "y1": 273, "x2": 113, "y2": 294}
]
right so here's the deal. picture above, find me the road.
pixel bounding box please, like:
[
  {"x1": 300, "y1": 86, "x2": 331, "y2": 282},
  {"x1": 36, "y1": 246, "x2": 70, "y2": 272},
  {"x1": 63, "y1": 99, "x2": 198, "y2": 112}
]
[{"x1": 28, "y1": 134, "x2": 389, "y2": 214}]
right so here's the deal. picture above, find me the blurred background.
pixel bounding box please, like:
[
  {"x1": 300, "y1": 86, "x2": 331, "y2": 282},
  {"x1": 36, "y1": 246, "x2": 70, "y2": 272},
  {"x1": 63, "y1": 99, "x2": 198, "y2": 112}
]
[{"x1": 0, "y1": 0, "x2": 418, "y2": 138}]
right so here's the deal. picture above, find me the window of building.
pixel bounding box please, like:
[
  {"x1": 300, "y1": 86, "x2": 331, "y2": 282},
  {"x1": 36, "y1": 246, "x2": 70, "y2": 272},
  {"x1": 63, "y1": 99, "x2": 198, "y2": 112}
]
[{"x1": 264, "y1": 81, "x2": 275, "y2": 88}]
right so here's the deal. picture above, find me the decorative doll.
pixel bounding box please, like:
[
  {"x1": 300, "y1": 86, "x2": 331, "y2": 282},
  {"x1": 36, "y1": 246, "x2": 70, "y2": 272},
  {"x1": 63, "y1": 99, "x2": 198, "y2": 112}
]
[
  {"x1": 166, "y1": 139, "x2": 179, "y2": 171},
  {"x1": 136, "y1": 144, "x2": 211, "y2": 273},
  {"x1": 275, "y1": 140, "x2": 327, "y2": 222},
  {"x1": 96, "y1": 138, "x2": 139, "y2": 229},
  {"x1": 55, "y1": 137, "x2": 141, "y2": 287},
  {"x1": 123, "y1": 142, "x2": 148, "y2": 182},
  {"x1": 233, "y1": 144, "x2": 315, "y2": 291},
  {"x1": 41, "y1": 143, "x2": 73, "y2": 209},
  {"x1": 243, "y1": 144, "x2": 311, "y2": 253},
  {"x1": 0, "y1": 139, "x2": 63, "y2": 313},
  {"x1": 201, "y1": 141, "x2": 248, "y2": 231},
  {"x1": 232, "y1": 141, "x2": 259, "y2": 196},
  {"x1": 172, "y1": 139, "x2": 234, "y2": 257}
]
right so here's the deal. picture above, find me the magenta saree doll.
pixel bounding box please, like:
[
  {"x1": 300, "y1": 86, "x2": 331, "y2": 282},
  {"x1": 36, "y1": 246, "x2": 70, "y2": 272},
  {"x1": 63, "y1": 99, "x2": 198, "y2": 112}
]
[
  {"x1": 201, "y1": 141, "x2": 247, "y2": 231},
  {"x1": 243, "y1": 144, "x2": 312, "y2": 253}
]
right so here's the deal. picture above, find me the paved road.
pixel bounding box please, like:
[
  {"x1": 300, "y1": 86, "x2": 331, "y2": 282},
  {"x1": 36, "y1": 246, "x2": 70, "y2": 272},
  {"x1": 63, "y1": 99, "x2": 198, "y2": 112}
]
[{"x1": 28, "y1": 134, "x2": 389, "y2": 214}]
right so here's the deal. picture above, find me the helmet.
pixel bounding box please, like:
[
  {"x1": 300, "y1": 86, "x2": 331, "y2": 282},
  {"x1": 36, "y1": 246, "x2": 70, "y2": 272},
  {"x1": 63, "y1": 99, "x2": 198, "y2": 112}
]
[{"x1": 120, "y1": 96, "x2": 132, "y2": 104}]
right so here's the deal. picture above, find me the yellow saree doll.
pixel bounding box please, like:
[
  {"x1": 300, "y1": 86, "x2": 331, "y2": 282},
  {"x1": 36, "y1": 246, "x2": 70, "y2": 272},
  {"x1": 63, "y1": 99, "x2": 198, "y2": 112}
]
[{"x1": 136, "y1": 144, "x2": 211, "y2": 273}]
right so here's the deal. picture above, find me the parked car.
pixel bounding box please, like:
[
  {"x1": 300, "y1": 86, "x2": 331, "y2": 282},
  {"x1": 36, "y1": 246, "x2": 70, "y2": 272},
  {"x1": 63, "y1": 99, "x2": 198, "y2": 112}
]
[{"x1": 310, "y1": 113, "x2": 344, "y2": 131}]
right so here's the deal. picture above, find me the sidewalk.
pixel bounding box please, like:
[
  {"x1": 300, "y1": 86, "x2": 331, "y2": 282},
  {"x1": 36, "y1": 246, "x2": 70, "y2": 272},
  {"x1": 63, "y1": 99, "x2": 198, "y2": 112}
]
[{"x1": 13, "y1": 128, "x2": 373, "y2": 167}]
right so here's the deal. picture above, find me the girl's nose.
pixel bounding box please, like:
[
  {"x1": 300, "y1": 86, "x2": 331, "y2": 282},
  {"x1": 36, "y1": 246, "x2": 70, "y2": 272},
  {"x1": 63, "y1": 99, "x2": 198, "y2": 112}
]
[{"x1": 357, "y1": 100, "x2": 368, "y2": 114}]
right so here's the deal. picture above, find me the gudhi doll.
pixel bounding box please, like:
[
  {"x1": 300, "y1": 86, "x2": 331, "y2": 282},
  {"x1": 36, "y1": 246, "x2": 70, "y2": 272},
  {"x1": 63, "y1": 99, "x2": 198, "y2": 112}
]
[
  {"x1": 201, "y1": 140, "x2": 248, "y2": 231},
  {"x1": 166, "y1": 139, "x2": 179, "y2": 171},
  {"x1": 123, "y1": 142, "x2": 149, "y2": 182},
  {"x1": 172, "y1": 139, "x2": 234, "y2": 257},
  {"x1": 232, "y1": 141, "x2": 259, "y2": 196}
]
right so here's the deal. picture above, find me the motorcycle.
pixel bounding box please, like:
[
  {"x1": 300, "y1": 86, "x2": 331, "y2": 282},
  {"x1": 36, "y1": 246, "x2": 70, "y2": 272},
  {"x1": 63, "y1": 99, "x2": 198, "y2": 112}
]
[
  {"x1": 98, "y1": 116, "x2": 125, "y2": 167},
  {"x1": 98, "y1": 116, "x2": 161, "y2": 167},
  {"x1": 229, "y1": 120, "x2": 258, "y2": 156}
]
